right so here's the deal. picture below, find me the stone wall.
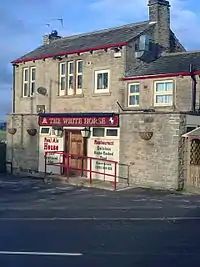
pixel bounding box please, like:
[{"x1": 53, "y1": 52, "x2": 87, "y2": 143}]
[
  {"x1": 119, "y1": 112, "x2": 186, "y2": 190},
  {"x1": 6, "y1": 114, "x2": 39, "y2": 175},
  {"x1": 14, "y1": 47, "x2": 125, "y2": 115}
]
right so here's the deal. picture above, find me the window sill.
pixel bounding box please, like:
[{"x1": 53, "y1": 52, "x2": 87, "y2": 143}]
[
  {"x1": 92, "y1": 92, "x2": 111, "y2": 97},
  {"x1": 56, "y1": 94, "x2": 84, "y2": 99}
]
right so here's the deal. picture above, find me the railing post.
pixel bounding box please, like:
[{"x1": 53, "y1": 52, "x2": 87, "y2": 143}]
[
  {"x1": 89, "y1": 157, "x2": 92, "y2": 184},
  {"x1": 114, "y1": 162, "x2": 117, "y2": 190},
  {"x1": 67, "y1": 153, "x2": 70, "y2": 180},
  {"x1": 44, "y1": 152, "x2": 47, "y2": 176}
]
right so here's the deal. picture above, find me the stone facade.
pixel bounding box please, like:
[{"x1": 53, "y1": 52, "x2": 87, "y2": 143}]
[
  {"x1": 7, "y1": 0, "x2": 196, "y2": 190},
  {"x1": 119, "y1": 112, "x2": 186, "y2": 190},
  {"x1": 123, "y1": 74, "x2": 200, "y2": 112}
]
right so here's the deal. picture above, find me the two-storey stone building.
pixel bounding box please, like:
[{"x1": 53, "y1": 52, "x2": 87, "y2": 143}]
[{"x1": 7, "y1": 0, "x2": 200, "y2": 190}]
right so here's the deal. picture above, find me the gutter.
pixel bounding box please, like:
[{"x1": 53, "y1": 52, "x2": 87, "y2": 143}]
[{"x1": 11, "y1": 42, "x2": 127, "y2": 64}]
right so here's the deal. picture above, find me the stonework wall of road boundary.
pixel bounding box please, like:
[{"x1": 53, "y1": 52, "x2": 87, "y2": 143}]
[{"x1": 119, "y1": 112, "x2": 186, "y2": 190}]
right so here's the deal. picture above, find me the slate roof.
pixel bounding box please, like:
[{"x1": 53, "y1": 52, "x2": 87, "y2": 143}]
[
  {"x1": 13, "y1": 21, "x2": 152, "y2": 63},
  {"x1": 125, "y1": 51, "x2": 200, "y2": 77}
]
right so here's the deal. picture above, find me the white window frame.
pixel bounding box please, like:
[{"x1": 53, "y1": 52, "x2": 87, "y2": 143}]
[
  {"x1": 128, "y1": 83, "x2": 140, "y2": 107},
  {"x1": 94, "y1": 69, "x2": 110, "y2": 93},
  {"x1": 30, "y1": 67, "x2": 36, "y2": 97},
  {"x1": 22, "y1": 68, "x2": 29, "y2": 97},
  {"x1": 59, "y1": 62, "x2": 66, "y2": 96},
  {"x1": 76, "y1": 60, "x2": 83, "y2": 94},
  {"x1": 67, "y1": 61, "x2": 74, "y2": 95},
  {"x1": 154, "y1": 80, "x2": 174, "y2": 106}
]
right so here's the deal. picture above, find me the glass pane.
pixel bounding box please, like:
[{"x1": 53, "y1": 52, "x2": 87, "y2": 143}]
[
  {"x1": 106, "y1": 129, "x2": 118, "y2": 136},
  {"x1": 93, "y1": 128, "x2": 105, "y2": 137},
  {"x1": 31, "y1": 68, "x2": 36, "y2": 81},
  {"x1": 97, "y1": 73, "x2": 103, "y2": 89},
  {"x1": 30, "y1": 82, "x2": 35, "y2": 95},
  {"x1": 103, "y1": 73, "x2": 108, "y2": 89},
  {"x1": 60, "y1": 63, "x2": 66, "y2": 75},
  {"x1": 24, "y1": 69, "x2": 28, "y2": 82},
  {"x1": 77, "y1": 61, "x2": 83, "y2": 73},
  {"x1": 41, "y1": 128, "x2": 50, "y2": 134},
  {"x1": 60, "y1": 77, "x2": 66, "y2": 90},
  {"x1": 77, "y1": 75, "x2": 82, "y2": 89},
  {"x1": 129, "y1": 95, "x2": 139, "y2": 106},
  {"x1": 156, "y1": 83, "x2": 165, "y2": 92},
  {"x1": 130, "y1": 84, "x2": 139, "y2": 93},
  {"x1": 23, "y1": 83, "x2": 28, "y2": 96},
  {"x1": 68, "y1": 62, "x2": 74, "y2": 74},
  {"x1": 68, "y1": 76, "x2": 74, "y2": 89},
  {"x1": 156, "y1": 95, "x2": 172, "y2": 104},
  {"x1": 165, "y1": 82, "x2": 173, "y2": 91}
]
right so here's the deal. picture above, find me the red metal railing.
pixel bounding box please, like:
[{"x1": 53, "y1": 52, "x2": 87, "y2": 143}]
[{"x1": 44, "y1": 151, "x2": 118, "y2": 190}]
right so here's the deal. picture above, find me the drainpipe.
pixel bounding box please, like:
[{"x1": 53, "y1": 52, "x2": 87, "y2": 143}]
[
  {"x1": 12, "y1": 65, "x2": 16, "y2": 113},
  {"x1": 190, "y1": 64, "x2": 197, "y2": 113}
]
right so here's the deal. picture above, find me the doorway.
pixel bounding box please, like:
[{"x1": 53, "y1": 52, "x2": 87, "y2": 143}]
[{"x1": 64, "y1": 130, "x2": 87, "y2": 177}]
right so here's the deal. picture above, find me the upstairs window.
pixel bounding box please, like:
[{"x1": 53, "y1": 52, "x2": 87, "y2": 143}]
[
  {"x1": 68, "y1": 61, "x2": 74, "y2": 91},
  {"x1": 30, "y1": 67, "x2": 36, "y2": 96},
  {"x1": 128, "y1": 83, "x2": 140, "y2": 107},
  {"x1": 95, "y1": 70, "x2": 110, "y2": 93},
  {"x1": 23, "y1": 68, "x2": 29, "y2": 97},
  {"x1": 154, "y1": 80, "x2": 173, "y2": 106},
  {"x1": 22, "y1": 67, "x2": 36, "y2": 97},
  {"x1": 59, "y1": 60, "x2": 83, "y2": 96},
  {"x1": 76, "y1": 60, "x2": 83, "y2": 90}
]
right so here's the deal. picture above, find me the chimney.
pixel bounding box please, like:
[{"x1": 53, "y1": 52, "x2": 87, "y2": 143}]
[
  {"x1": 148, "y1": 0, "x2": 170, "y2": 52},
  {"x1": 43, "y1": 30, "x2": 61, "y2": 45}
]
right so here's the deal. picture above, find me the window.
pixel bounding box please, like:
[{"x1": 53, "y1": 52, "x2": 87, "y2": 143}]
[
  {"x1": 76, "y1": 60, "x2": 83, "y2": 91},
  {"x1": 93, "y1": 128, "x2": 105, "y2": 137},
  {"x1": 95, "y1": 70, "x2": 110, "y2": 93},
  {"x1": 59, "y1": 60, "x2": 83, "y2": 96},
  {"x1": 30, "y1": 67, "x2": 36, "y2": 96},
  {"x1": 22, "y1": 68, "x2": 29, "y2": 97},
  {"x1": 106, "y1": 129, "x2": 118, "y2": 136},
  {"x1": 128, "y1": 83, "x2": 140, "y2": 107},
  {"x1": 40, "y1": 127, "x2": 50, "y2": 134},
  {"x1": 22, "y1": 67, "x2": 36, "y2": 97},
  {"x1": 67, "y1": 61, "x2": 74, "y2": 91},
  {"x1": 154, "y1": 80, "x2": 173, "y2": 106},
  {"x1": 59, "y1": 63, "x2": 66, "y2": 95}
]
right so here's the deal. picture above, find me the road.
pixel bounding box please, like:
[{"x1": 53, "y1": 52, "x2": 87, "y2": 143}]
[{"x1": 0, "y1": 175, "x2": 200, "y2": 266}]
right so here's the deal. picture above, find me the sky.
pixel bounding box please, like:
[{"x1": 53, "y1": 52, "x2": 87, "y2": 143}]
[{"x1": 0, "y1": 0, "x2": 200, "y2": 121}]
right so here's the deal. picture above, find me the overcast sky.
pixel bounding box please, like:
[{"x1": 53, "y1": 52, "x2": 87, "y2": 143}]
[{"x1": 0, "y1": 0, "x2": 200, "y2": 121}]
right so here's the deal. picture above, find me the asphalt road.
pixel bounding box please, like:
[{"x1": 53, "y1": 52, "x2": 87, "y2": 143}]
[{"x1": 0, "y1": 175, "x2": 200, "y2": 266}]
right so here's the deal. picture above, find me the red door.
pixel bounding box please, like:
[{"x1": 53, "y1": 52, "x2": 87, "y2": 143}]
[{"x1": 65, "y1": 130, "x2": 87, "y2": 176}]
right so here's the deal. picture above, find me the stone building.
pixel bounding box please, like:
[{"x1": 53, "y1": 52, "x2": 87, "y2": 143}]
[{"x1": 6, "y1": 0, "x2": 200, "y2": 190}]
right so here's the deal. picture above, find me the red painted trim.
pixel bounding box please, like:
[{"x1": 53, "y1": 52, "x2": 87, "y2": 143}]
[
  {"x1": 121, "y1": 71, "x2": 200, "y2": 81},
  {"x1": 11, "y1": 42, "x2": 127, "y2": 64}
]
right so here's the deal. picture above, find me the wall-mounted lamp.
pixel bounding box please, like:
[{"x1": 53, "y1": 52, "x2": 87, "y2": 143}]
[
  {"x1": 52, "y1": 126, "x2": 63, "y2": 137},
  {"x1": 81, "y1": 127, "x2": 90, "y2": 138}
]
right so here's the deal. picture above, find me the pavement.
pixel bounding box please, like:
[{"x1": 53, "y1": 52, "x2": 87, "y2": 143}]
[{"x1": 0, "y1": 174, "x2": 200, "y2": 266}]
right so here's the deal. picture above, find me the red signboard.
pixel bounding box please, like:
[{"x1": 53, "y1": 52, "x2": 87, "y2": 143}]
[{"x1": 39, "y1": 115, "x2": 119, "y2": 127}]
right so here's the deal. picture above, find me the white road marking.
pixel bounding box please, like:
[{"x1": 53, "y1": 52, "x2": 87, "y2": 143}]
[
  {"x1": 0, "y1": 216, "x2": 200, "y2": 221},
  {"x1": 0, "y1": 251, "x2": 82, "y2": 256}
]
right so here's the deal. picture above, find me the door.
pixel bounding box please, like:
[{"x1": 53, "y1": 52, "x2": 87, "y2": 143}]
[{"x1": 65, "y1": 130, "x2": 87, "y2": 176}]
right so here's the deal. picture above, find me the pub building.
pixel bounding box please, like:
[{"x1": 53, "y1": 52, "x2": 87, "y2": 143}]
[{"x1": 38, "y1": 113, "x2": 120, "y2": 181}]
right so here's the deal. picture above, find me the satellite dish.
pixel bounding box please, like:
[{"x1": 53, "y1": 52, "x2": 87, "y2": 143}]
[{"x1": 37, "y1": 87, "x2": 47, "y2": 96}]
